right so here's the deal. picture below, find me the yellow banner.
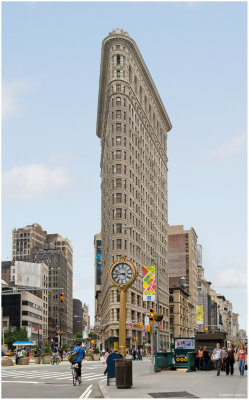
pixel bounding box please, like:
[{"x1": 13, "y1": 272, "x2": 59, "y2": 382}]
[{"x1": 196, "y1": 305, "x2": 203, "y2": 324}]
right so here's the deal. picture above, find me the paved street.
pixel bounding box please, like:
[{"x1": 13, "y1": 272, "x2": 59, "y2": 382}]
[
  {"x1": 2, "y1": 360, "x2": 105, "y2": 398},
  {"x1": 2, "y1": 358, "x2": 248, "y2": 398}
]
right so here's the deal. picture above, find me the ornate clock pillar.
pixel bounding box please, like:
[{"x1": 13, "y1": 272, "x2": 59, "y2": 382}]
[{"x1": 108, "y1": 256, "x2": 138, "y2": 358}]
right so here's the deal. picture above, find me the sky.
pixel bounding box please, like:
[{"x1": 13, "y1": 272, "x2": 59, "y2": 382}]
[{"x1": 2, "y1": 1, "x2": 247, "y2": 330}]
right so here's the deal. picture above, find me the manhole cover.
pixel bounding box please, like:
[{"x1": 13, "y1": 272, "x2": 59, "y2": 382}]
[{"x1": 149, "y1": 392, "x2": 199, "y2": 398}]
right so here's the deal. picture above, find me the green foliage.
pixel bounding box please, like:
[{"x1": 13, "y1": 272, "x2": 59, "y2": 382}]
[
  {"x1": 42, "y1": 342, "x2": 51, "y2": 356},
  {"x1": 88, "y1": 331, "x2": 97, "y2": 340},
  {"x1": 62, "y1": 344, "x2": 68, "y2": 352},
  {"x1": 73, "y1": 331, "x2": 83, "y2": 340},
  {"x1": 93, "y1": 348, "x2": 100, "y2": 354},
  {"x1": 4, "y1": 326, "x2": 28, "y2": 350}
]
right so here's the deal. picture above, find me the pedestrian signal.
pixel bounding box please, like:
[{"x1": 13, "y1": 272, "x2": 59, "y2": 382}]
[
  {"x1": 60, "y1": 293, "x2": 64, "y2": 303},
  {"x1": 149, "y1": 308, "x2": 154, "y2": 324}
]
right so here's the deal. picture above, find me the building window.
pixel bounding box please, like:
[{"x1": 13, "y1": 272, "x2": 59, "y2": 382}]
[
  {"x1": 116, "y1": 208, "x2": 122, "y2": 218},
  {"x1": 170, "y1": 306, "x2": 174, "y2": 314},
  {"x1": 116, "y1": 110, "x2": 121, "y2": 118},
  {"x1": 116, "y1": 193, "x2": 122, "y2": 203},
  {"x1": 117, "y1": 70, "x2": 120, "y2": 78},
  {"x1": 116, "y1": 85, "x2": 121, "y2": 93},
  {"x1": 116, "y1": 164, "x2": 121, "y2": 173},
  {"x1": 116, "y1": 150, "x2": 121, "y2": 159},
  {"x1": 116, "y1": 136, "x2": 121, "y2": 145},
  {"x1": 117, "y1": 239, "x2": 122, "y2": 249},
  {"x1": 117, "y1": 55, "x2": 120, "y2": 65},
  {"x1": 116, "y1": 97, "x2": 121, "y2": 106},
  {"x1": 116, "y1": 224, "x2": 122, "y2": 233},
  {"x1": 169, "y1": 296, "x2": 174, "y2": 303},
  {"x1": 116, "y1": 123, "x2": 121, "y2": 132},
  {"x1": 116, "y1": 178, "x2": 122, "y2": 188}
]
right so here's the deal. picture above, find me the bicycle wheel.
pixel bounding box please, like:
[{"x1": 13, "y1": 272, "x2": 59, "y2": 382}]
[
  {"x1": 51, "y1": 357, "x2": 54, "y2": 365},
  {"x1": 72, "y1": 369, "x2": 76, "y2": 386},
  {"x1": 56, "y1": 357, "x2": 59, "y2": 365}
]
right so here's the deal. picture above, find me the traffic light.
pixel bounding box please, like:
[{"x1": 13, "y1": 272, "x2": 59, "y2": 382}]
[
  {"x1": 149, "y1": 308, "x2": 154, "y2": 324},
  {"x1": 60, "y1": 293, "x2": 64, "y2": 303},
  {"x1": 147, "y1": 325, "x2": 152, "y2": 333},
  {"x1": 137, "y1": 322, "x2": 142, "y2": 328}
]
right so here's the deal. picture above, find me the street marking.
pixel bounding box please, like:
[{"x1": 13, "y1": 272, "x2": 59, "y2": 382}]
[
  {"x1": 84, "y1": 375, "x2": 106, "y2": 381},
  {"x1": 1, "y1": 381, "x2": 39, "y2": 384},
  {"x1": 85, "y1": 389, "x2": 92, "y2": 399},
  {"x1": 79, "y1": 384, "x2": 93, "y2": 399}
]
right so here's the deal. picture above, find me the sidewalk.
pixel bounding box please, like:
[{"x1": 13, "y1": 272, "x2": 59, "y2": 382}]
[{"x1": 99, "y1": 364, "x2": 247, "y2": 398}]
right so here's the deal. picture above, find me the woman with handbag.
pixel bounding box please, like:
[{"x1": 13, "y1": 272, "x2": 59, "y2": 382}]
[{"x1": 211, "y1": 343, "x2": 223, "y2": 376}]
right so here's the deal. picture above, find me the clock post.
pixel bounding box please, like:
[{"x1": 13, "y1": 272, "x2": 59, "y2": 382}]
[{"x1": 109, "y1": 257, "x2": 138, "y2": 359}]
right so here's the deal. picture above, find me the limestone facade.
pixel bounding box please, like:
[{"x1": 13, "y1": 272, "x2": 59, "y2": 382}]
[{"x1": 96, "y1": 29, "x2": 172, "y2": 350}]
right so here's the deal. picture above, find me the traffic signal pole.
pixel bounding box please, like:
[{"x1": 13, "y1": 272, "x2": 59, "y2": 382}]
[{"x1": 155, "y1": 252, "x2": 159, "y2": 352}]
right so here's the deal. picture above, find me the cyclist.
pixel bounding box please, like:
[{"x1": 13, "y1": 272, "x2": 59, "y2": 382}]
[
  {"x1": 72, "y1": 342, "x2": 85, "y2": 380},
  {"x1": 52, "y1": 345, "x2": 58, "y2": 363}
]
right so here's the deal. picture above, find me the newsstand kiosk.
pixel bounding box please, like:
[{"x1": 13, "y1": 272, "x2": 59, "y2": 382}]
[{"x1": 174, "y1": 337, "x2": 196, "y2": 370}]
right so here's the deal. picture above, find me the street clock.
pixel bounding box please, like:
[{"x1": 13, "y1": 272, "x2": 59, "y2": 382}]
[{"x1": 109, "y1": 257, "x2": 138, "y2": 290}]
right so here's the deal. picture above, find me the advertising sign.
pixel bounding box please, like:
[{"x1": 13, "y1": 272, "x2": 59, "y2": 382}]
[
  {"x1": 143, "y1": 266, "x2": 156, "y2": 301},
  {"x1": 14, "y1": 261, "x2": 43, "y2": 288},
  {"x1": 174, "y1": 338, "x2": 195, "y2": 350},
  {"x1": 113, "y1": 341, "x2": 119, "y2": 350},
  {"x1": 144, "y1": 316, "x2": 150, "y2": 326},
  {"x1": 96, "y1": 240, "x2": 101, "y2": 285},
  {"x1": 196, "y1": 305, "x2": 203, "y2": 324}
]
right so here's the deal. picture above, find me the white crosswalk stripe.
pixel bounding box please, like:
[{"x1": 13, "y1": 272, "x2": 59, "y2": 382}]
[{"x1": 2, "y1": 368, "x2": 106, "y2": 383}]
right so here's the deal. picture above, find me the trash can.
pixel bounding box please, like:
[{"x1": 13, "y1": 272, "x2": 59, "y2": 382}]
[{"x1": 115, "y1": 359, "x2": 133, "y2": 388}]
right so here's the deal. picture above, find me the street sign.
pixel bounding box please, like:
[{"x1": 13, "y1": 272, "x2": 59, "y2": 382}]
[{"x1": 145, "y1": 316, "x2": 149, "y2": 325}]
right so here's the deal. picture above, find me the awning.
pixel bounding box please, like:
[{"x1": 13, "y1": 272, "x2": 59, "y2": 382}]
[{"x1": 13, "y1": 341, "x2": 35, "y2": 346}]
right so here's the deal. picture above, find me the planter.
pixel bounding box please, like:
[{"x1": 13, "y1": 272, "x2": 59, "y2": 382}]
[
  {"x1": 154, "y1": 315, "x2": 163, "y2": 322},
  {"x1": 85, "y1": 356, "x2": 92, "y2": 361},
  {"x1": 34, "y1": 357, "x2": 41, "y2": 364},
  {"x1": 2, "y1": 356, "x2": 14, "y2": 367},
  {"x1": 93, "y1": 354, "x2": 100, "y2": 361},
  {"x1": 18, "y1": 357, "x2": 29, "y2": 365},
  {"x1": 41, "y1": 355, "x2": 51, "y2": 364}
]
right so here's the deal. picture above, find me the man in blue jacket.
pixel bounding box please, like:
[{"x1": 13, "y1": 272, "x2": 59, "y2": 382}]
[{"x1": 72, "y1": 342, "x2": 85, "y2": 378}]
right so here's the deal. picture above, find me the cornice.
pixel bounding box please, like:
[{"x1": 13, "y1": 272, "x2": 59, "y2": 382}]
[{"x1": 96, "y1": 32, "x2": 172, "y2": 139}]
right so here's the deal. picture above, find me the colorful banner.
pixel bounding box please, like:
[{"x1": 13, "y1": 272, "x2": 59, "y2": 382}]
[
  {"x1": 143, "y1": 266, "x2": 156, "y2": 301},
  {"x1": 196, "y1": 305, "x2": 203, "y2": 324}
]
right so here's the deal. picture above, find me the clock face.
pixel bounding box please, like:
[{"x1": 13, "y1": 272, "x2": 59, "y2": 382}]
[{"x1": 111, "y1": 263, "x2": 133, "y2": 285}]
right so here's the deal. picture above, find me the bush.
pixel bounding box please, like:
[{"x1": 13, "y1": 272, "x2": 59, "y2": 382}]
[
  {"x1": 41, "y1": 342, "x2": 51, "y2": 356},
  {"x1": 93, "y1": 348, "x2": 100, "y2": 354}
]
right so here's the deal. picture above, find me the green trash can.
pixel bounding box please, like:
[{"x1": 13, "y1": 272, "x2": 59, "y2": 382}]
[{"x1": 115, "y1": 359, "x2": 133, "y2": 388}]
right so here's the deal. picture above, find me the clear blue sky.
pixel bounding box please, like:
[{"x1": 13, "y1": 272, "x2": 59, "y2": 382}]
[{"x1": 2, "y1": 2, "x2": 247, "y2": 330}]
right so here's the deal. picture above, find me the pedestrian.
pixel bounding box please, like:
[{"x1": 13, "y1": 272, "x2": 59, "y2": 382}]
[
  {"x1": 226, "y1": 343, "x2": 235, "y2": 375},
  {"x1": 103, "y1": 348, "x2": 111, "y2": 364},
  {"x1": 15, "y1": 348, "x2": 19, "y2": 365},
  {"x1": 202, "y1": 346, "x2": 210, "y2": 371},
  {"x1": 197, "y1": 347, "x2": 204, "y2": 370},
  {"x1": 59, "y1": 346, "x2": 63, "y2": 361},
  {"x1": 132, "y1": 349, "x2": 137, "y2": 361},
  {"x1": 211, "y1": 343, "x2": 223, "y2": 376},
  {"x1": 138, "y1": 349, "x2": 142, "y2": 361},
  {"x1": 221, "y1": 347, "x2": 228, "y2": 371},
  {"x1": 238, "y1": 344, "x2": 247, "y2": 376}
]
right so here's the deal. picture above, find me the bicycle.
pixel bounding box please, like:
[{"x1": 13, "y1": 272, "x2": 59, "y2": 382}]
[
  {"x1": 71, "y1": 363, "x2": 81, "y2": 386},
  {"x1": 51, "y1": 354, "x2": 59, "y2": 365}
]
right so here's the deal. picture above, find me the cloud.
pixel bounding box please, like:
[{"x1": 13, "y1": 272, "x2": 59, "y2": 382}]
[
  {"x1": 213, "y1": 257, "x2": 247, "y2": 288},
  {"x1": 206, "y1": 134, "x2": 246, "y2": 162},
  {"x1": 2, "y1": 163, "x2": 75, "y2": 202},
  {"x1": 2, "y1": 77, "x2": 39, "y2": 120}
]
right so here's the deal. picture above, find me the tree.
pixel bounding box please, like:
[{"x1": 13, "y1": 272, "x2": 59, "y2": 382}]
[
  {"x1": 73, "y1": 331, "x2": 83, "y2": 341},
  {"x1": 4, "y1": 326, "x2": 28, "y2": 350}
]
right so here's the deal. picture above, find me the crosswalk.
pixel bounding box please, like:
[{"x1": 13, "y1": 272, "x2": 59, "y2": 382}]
[{"x1": 1, "y1": 367, "x2": 107, "y2": 384}]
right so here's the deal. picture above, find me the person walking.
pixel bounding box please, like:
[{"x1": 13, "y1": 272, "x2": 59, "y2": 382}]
[
  {"x1": 202, "y1": 346, "x2": 210, "y2": 371},
  {"x1": 103, "y1": 348, "x2": 111, "y2": 364},
  {"x1": 226, "y1": 343, "x2": 235, "y2": 375},
  {"x1": 197, "y1": 347, "x2": 204, "y2": 370},
  {"x1": 132, "y1": 349, "x2": 137, "y2": 361},
  {"x1": 238, "y1": 344, "x2": 247, "y2": 376},
  {"x1": 212, "y1": 343, "x2": 223, "y2": 376},
  {"x1": 221, "y1": 347, "x2": 228, "y2": 371}
]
